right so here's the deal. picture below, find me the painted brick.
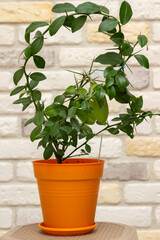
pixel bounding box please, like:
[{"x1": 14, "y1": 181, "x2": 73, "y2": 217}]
[
  {"x1": 0, "y1": 94, "x2": 22, "y2": 114},
  {"x1": 0, "y1": 48, "x2": 54, "y2": 68},
  {"x1": 16, "y1": 207, "x2": 42, "y2": 226},
  {"x1": 136, "y1": 118, "x2": 152, "y2": 135},
  {"x1": 59, "y1": 47, "x2": 104, "y2": 67},
  {"x1": 126, "y1": 67, "x2": 150, "y2": 90},
  {"x1": 0, "y1": 117, "x2": 20, "y2": 136},
  {"x1": 153, "y1": 68, "x2": 160, "y2": 89},
  {"x1": 153, "y1": 160, "x2": 160, "y2": 180},
  {"x1": 103, "y1": 162, "x2": 150, "y2": 181},
  {"x1": 0, "y1": 72, "x2": 14, "y2": 90},
  {"x1": 86, "y1": 23, "x2": 149, "y2": 43},
  {"x1": 100, "y1": 137, "x2": 122, "y2": 158},
  {"x1": 19, "y1": 25, "x2": 82, "y2": 45},
  {"x1": 153, "y1": 22, "x2": 160, "y2": 42},
  {"x1": 126, "y1": 138, "x2": 160, "y2": 157},
  {"x1": 0, "y1": 139, "x2": 43, "y2": 159},
  {"x1": 98, "y1": 182, "x2": 121, "y2": 204},
  {"x1": 138, "y1": 230, "x2": 160, "y2": 240},
  {"x1": 0, "y1": 2, "x2": 53, "y2": 23},
  {"x1": 0, "y1": 25, "x2": 15, "y2": 45},
  {"x1": 16, "y1": 161, "x2": 35, "y2": 182},
  {"x1": 95, "y1": 206, "x2": 152, "y2": 227},
  {"x1": 155, "y1": 116, "x2": 160, "y2": 134},
  {"x1": 0, "y1": 208, "x2": 13, "y2": 228},
  {"x1": 138, "y1": 92, "x2": 160, "y2": 112},
  {"x1": 22, "y1": 119, "x2": 35, "y2": 137},
  {"x1": 127, "y1": 0, "x2": 160, "y2": 20},
  {"x1": 155, "y1": 207, "x2": 160, "y2": 225},
  {"x1": 0, "y1": 162, "x2": 14, "y2": 182},
  {"x1": 124, "y1": 183, "x2": 160, "y2": 203},
  {"x1": 0, "y1": 184, "x2": 40, "y2": 205}
]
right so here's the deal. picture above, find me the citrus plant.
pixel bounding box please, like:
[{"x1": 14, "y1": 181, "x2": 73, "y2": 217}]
[{"x1": 11, "y1": 1, "x2": 154, "y2": 163}]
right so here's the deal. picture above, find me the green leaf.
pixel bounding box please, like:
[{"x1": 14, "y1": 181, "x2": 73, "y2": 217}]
[
  {"x1": 30, "y1": 72, "x2": 46, "y2": 81},
  {"x1": 33, "y1": 111, "x2": 44, "y2": 126},
  {"x1": 138, "y1": 35, "x2": 148, "y2": 48},
  {"x1": 76, "y1": 2, "x2": 100, "y2": 14},
  {"x1": 105, "y1": 76, "x2": 114, "y2": 87},
  {"x1": 13, "y1": 97, "x2": 31, "y2": 105},
  {"x1": 43, "y1": 142, "x2": 54, "y2": 160},
  {"x1": 85, "y1": 144, "x2": 91, "y2": 153},
  {"x1": 131, "y1": 96, "x2": 143, "y2": 111},
  {"x1": 45, "y1": 104, "x2": 67, "y2": 117},
  {"x1": 32, "y1": 90, "x2": 41, "y2": 101},
  {"x1": 100, "y1": 5, "x2": 109, "y2": 14},
  {"x1": 95, "y1": 52, "x2": 122, "y2": 66},
  {"x1": 52, "y1": 3, "x2": 75, "y2": 13},
  {"x1": 24, "y1": 118, "x2": 34, "y2": 127},
  {"x1": 60, "y1": 129, "x2": 68, "y2": 142},
  {"x1": 31, "y1": 36, "x2": 44, "y2": 55},
  {"x1": 107, "y1": 128, "x2": 119, "y2": 135},
  {"x1": 10, "y1": 86, "x2": 25, "y2": 96},
  {"x1": 115, "y1": 72, "x2": 129, "y2": 91},
  {"x1": 60, "y1": 125, "x2": 72, "y2": 134},
  {"x1": 134, "y1": 54, "x2": 149, "y2": 69},
  {"x1": 50, "y1": 122, "x2": 59, "y2": 137},
  {"x1": 110, "y1": 32, "x2": 124, "y2": 45},
  {"x1": 107, "y1": 86, "x2": 116, "y2": 100},
  {"x1": 30, "y1": 80, "x2": 39, "y2": 89},
  {"x1": 26, "y1": 21, "x2": 49, "y2": 34},
  {"x1": 24, "y1": 46, "x2": 32, "y2": 59},
  {"x1": 104, "y1": 66, "x2": 117, "y2": 78},
  {"x1": 76, "y1": 109, "x2": 95, "y2": 125},
  {"x1": 13, "y1": 68, "x2": 24, "y2": 85},
  {"x1": 121, "y1": 43, "x2": 133, "y2": 56},
  {"x1": 90, "y1": 97, "x2": 108, "y2": 125},
  {"x1": 99, "y1": 19, "x2": 118, "y2": 32},
  {"x1": 25, "y1": 32, "x2": 30, "y2": 44},
  {"x1": 77, "y1": 88, "x2": 87, "y2": 95},
  {"x1": 65, "y1": 85, "x2": 76, "y2": 95},
  {"x1": 72, "y1": 15, "x2": 87, "y2": 33},
  {"x1": 81, "y1": 101, "x2": 90, "y2": 111},
  {"x1": 54, "y1": 95, "x2": 65, "y2": 104},
  {"x1": 33, "y1": 55, "x2": 45, "y2": 68},
  {"x1": 30, "y1": 126, "x2": 42, "y2": 142},
  {"x1": 119, "y1": 1, "x2": 133, "y2": 25},
  {"x1": 95, "y1": 86, "x2": 106, "y2": 100},
  {"x1": 49, "y1": 16, "x2": 66, "y2": 36},
  {"x1": 68, "y1": 106, "x2": 77, "y2": 118},
  {"x1": 71, "y1": 118, "x2": 80, "y2": 131}
]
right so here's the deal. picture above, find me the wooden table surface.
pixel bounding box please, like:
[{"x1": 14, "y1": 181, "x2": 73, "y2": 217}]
[{"x1": 0, "y1": 222, "x2": 138, "y2": 240}]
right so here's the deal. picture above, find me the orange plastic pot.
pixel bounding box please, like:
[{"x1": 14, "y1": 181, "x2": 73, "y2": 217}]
[{"x1": 32, "y1": 158, "x2": 104, "y2": 236}]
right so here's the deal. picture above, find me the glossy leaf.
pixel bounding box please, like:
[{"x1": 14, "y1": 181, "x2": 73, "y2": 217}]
[
  {"x1": 107, "y1": 86, "x2": 116, "y2": 100},
  {"x1": 138, "y1": 35, "x2": 148, "y2": 48},
  {"x1": 115, "y1": 72, "x2": 129, "y2": 90},
  {"x1": 32, "y1": 90, "x2": 42, "y2": 101},
  {"x1": 85, "y1": 144, "x2": 91, "y2": 153},
  {"x1": 44, "y1": 143, "x2": 54, "y2": 159},
  {"x1": 110, "y1": 32, "x2": 124, "y2": 45},
  {"x1": 26, "y1": 22, "x2": 48, "y2": 34},
  {"x1": 30, "y1": 80, "x2": 39, "y2": 89},
  {"x1": 33, "y1": 55, "x2": 45, "y2": 68},
  {"x1": 77, "y1": 88, "x2": 87, "y2": 95},
  {"x1": 33, "y1": 111, "x2": 44, "y2": 126},
  {"x1": 95, "y1": 52, "x2": 122, "y2": 66},
  {"x1": 72, "y1": 16, "x2": 87, "y2": 33},
  {"x1": 104, "y1": 66, "x2": 117, "y2": 78},
  {"x1": 65, "y1": 85, "x2": 76, "y2": 94},
  {"x1": 31, "y1": 36, "x2": 44, "y2": 55},
  {"x1": 105, "y1": 76, "x2": 114, "y2": 87},
  {"x1": 134, "y1": 54, "x2": 149, "y2": 69},
  {"x1": 52, "y1": 3, "x2": 75, "y2": 13},
  {"x1": 71, "y1": 118, "x2": 80, "y2": 132},
  {"x1": 100, "y1": 5, "x2": 109, "y2": 14},
  {"x1": 54, "y1": 95, "x2": 65, "y2": 104},
  {"x1": 76, "y1": 2, "x2": 100, "y2": 14},
  {"x1": 131, "y1": 96, "x2": 143, "y2": 111},
  {"x1": 121, "y1": 43, "x2": 133, "y2": 56},
  {"x1": 25, "y1": 46, "x2": 32, "y2": 59},
  {"x1": 45, "y1": 104, "x2": 67, "y2": 117},
  {"x1": 90, "y1": 97, "x2": 108, "y2": 125},
  {"x1": 30, "y1": 126, "x2": 42, "y2": 142},
  {"x1": 30, "y1": 72, "x2": 46, "y2": 81},
  {"x1": 49, "y1": 16, "x2": 66, "y2": 36},
  {"x1": 68, "y1": 106, "x2": 77, "y2": 118},
  {"x1": 99, "y1": 19, "x2": 118, "y2": 32},
  {"x1": 10, "y1": 86, "x2": 25, "y2": 96},
  {"x1": 13, "y1": 68, "x2": 24, "y2": 85},
  {"x1": 119, "y1": 1, "x2": 133, "y2": 25}
]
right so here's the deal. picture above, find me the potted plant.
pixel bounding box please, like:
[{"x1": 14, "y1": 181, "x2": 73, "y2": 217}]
[{"x1": 10, "y1": 0, "x2": 155, "y2": 236}]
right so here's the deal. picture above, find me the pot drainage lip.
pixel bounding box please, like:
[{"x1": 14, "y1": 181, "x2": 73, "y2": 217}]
[{"x1": 39, "y1": 222, "x2": 97, "y2": 236}]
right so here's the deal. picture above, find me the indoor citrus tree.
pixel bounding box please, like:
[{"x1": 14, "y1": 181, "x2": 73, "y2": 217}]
[{"x1": 11, "y1": 1, "x2": 154, "y2": 164}]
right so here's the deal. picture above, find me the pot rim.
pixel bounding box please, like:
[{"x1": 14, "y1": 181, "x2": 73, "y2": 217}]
[{"x1": 32, "y1": 158, "x2": 105, "y2": 166}]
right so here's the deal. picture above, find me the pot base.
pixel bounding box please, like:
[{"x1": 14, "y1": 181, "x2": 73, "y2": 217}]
[{"x1": 39, "y1": 222, "x2": 97, "y2": 236}]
